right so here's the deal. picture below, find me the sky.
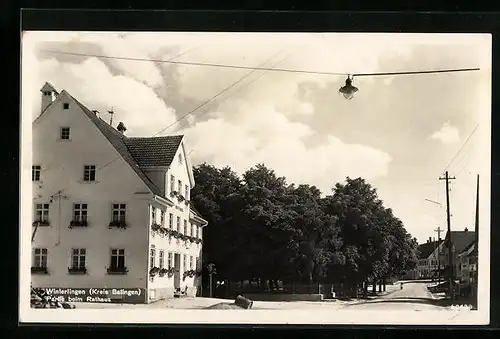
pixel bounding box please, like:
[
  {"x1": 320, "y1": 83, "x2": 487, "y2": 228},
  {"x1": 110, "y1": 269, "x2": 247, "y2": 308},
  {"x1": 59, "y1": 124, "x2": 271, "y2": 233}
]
[{"x1": 22, "y1": 32, "x2": 492, "y2": 244}]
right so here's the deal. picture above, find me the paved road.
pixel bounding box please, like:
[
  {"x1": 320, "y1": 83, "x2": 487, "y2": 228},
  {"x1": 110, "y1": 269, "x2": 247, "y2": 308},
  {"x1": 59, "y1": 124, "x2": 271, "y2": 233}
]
[{"x1": 345, "y1": 282, "x2": 445, "y2": 311}]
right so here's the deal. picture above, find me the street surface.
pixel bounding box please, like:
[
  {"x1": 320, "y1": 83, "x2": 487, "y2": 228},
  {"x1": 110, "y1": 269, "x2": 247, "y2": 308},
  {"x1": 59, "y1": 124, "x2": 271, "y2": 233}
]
[
  {"x1": 344, "y1": 281, "x2": 446, "y2": 311},
  {"x1": 71, "y1": 281, "x2": 450, "y2": 311}
]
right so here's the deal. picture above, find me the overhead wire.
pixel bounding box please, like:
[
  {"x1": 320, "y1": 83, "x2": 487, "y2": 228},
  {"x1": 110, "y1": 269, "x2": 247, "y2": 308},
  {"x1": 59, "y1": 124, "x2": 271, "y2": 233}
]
[
  {"x1": 79, "y1": 51, "x2": 288, "y2": 178},
  {"x1": 442, "y1": 124, "x2": 480, "y2": 174}
]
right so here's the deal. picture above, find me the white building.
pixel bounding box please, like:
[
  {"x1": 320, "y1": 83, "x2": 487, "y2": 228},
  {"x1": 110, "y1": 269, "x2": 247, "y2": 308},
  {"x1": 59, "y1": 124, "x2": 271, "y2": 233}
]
[
  {"x1": 415, "y1": 238, "x2": 445, "y2": 279},
  {"x1": 31, "y1": 82, "x2": 208, "y2": 303}
]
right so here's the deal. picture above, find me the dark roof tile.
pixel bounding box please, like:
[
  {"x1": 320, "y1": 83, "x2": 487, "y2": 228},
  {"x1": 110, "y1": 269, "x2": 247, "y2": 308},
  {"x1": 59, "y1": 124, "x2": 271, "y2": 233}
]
[
  {"x1": 124, "y1": 135, "x2": 184, "y2": 167},
  {"x1": 418, "y1": 240, "x2": 443, "y2": 259}
]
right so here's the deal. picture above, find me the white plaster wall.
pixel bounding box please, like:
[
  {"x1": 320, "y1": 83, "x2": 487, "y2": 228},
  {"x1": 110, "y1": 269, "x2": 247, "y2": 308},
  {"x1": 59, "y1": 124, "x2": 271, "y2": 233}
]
[{"x1": 31, "y1": 92, "x2": 151, "y2": 289}]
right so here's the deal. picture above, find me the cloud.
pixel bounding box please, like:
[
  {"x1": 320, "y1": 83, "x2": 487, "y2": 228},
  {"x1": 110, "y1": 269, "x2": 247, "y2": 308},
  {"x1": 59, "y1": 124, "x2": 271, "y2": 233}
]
[
  {"x1": 430, "y1": 122, "x2": 460, "y2": 144},
  {"x1": 182, "y1": 100, "x2": 392, "y2": 194}
]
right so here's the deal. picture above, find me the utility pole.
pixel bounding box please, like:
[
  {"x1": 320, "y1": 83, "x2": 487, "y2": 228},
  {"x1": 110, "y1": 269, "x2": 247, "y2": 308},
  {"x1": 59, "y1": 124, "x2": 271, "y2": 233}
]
[
  {"x1": 434, "y1": 226, "x2": 444, "y2": 282},
  {"x1": 439, "y1": 171, "x2": 456, "y2": 300},
  {"x1": 473, "y1": 174, "x2": 479, "y2": 305}
]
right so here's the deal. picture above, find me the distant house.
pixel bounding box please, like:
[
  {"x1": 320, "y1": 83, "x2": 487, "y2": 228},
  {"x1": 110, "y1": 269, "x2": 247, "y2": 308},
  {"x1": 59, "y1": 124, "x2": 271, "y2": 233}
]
[
  {"x1": 416, "y1": 237, "x2": 444, "y2": 279},
  {"x1": 457, "y1": 241, "x2": 478, "y2": 284},
  {"x1": 441, "y1": 228, "x2": 476, "y2": 282}
]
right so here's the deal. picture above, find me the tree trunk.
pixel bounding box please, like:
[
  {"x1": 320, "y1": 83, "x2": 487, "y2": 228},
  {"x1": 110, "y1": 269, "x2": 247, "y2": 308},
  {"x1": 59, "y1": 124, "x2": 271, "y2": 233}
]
[
  {"x1": 363, "y1": 280, "x2": 368, "y2": 297},
  {"x1": 378, "y1": 281, "x2": 382, "y2": 292},
  {"x1": 372, "y1": 279, "x2": 377, "y2": 294},
  {"x1": 383, "y1": 278, "x2": 386, "y2": 292}
]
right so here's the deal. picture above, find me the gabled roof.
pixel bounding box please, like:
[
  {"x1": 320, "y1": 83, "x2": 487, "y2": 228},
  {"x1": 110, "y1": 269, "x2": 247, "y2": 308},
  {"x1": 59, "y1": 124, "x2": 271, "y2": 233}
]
[
  {"x1": 34, "y1": 84, "x2": 207, "y2": 224},
  {"x1": 124, "y1": 135, "x2": 184, "y2": 167},
  {"x1": 70, "y1": 94, "x2": 170, "y2": 200},
  {"x1": 418, "y1": 240, "x2": 443, "y2": 259},
  {"x1": 445, "y1": 230, "x2": 476, "y2": 254}
]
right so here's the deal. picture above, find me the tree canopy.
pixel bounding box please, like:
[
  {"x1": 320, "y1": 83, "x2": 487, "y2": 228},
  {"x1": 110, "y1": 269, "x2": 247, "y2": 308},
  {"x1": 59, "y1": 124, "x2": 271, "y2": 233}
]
[{"x1": 191, "y1": 163, "x2": 418, "y2": 295}]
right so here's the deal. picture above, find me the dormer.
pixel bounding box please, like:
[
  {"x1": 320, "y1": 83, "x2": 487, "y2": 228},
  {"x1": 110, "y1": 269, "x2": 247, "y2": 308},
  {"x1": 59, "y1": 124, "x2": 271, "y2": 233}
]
[{"x1": 40, "y1": 82, "x2": 59, "y2": 112}]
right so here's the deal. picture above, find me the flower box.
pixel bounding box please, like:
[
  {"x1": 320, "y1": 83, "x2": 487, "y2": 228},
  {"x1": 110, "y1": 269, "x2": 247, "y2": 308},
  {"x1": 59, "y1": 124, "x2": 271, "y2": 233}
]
[
  {"x1": 107, "y1": 266, "x2": 128, "y2": 275},
  {"x1": 182, "y1": 269, "x2": 197, "y2": 281},
  {"x1": 170, "y1": 191, "x2": 178, "y2": 198},
  {"x1": 149, "y1": 267, "x2": 160, "y2": 276},
  {"x1": 178, "y1": 194, "x2": 185, "y2": 202},
  {"x1": 31, "y1": 266, "x2": 48, "y2": 274},
  {"x1": 70, "y1": 220, "x2": 88, "y2": 227},
  {"x1": 151, "y1": 223, "x2": 162, "y2": 232},
  {"x1": 108, "y1": 220, "x2": 127, "y2": 229},
  {"x1": 68, "y1": 267, "x2": 87, "y2": 274},
  {"x1": 32, "y1": 221, "x2": 50, "y2": 227}
]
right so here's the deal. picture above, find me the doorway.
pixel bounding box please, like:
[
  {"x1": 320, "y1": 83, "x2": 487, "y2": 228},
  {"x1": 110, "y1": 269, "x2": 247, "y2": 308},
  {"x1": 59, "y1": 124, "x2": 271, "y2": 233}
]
[{"x1": 174, "y1": 253, "x2": 181, "y2": 289}]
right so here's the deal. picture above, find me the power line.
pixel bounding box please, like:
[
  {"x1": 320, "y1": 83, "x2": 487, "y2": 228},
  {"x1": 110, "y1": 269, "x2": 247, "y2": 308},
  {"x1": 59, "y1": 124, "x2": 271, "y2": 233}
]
[
  {"x1": 41, "y1": 50, "x2": 349, "y2": 77},
  {"x1": 153, "y1": 51, "x2": 285, "y2": 136},
  {"x1": 94, "y1": 51, "x2": 287, "y2": 173},
  {"x1": 442, "y1": 124, "x2": 480, "y2": 173}
]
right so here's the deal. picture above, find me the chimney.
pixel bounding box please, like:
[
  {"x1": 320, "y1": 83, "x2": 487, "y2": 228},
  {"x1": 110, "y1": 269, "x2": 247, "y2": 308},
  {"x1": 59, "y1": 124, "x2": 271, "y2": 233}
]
[
  {"x1": 464, "y1": 227, "x2": 468, "y2": 232},
  {"x1": 429, "y1": 237, "x2": 432, "y2": 243},
  {"x1": 117, "y1": 122, "x2": 127, "y2": 134},
  {"x1": 40, "y1": 82, "x2": 58, "y2": 112}
]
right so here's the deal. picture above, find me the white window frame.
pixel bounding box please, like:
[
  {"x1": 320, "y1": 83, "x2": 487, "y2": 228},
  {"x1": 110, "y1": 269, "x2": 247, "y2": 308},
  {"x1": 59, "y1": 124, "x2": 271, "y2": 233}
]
[
  {"x1": 71, "y1": 248, "x2": 86, "y2": 269},
  {"x1": 176, "y1": 216, "x2": 180, "y2": 232},
  {"x1": 111, "y1": 204, "x2": 126, "y2": 223},
  {"x1": 170, "y1": 175, "x2": 175, "y2": 193},
  {"x1": 32, "y1": 165, "x2": 41, "y2": 181},
  {"x1": 168, "y1": 252, "x2": 173, "y2": 269},
  {"x1": 185, "y1": 184, "x2": 189, "y2": 200},
  {"x1": 178, "y1": 180, "x2": 182, "y2": 193},
  {"x1": 83, "y1": 165, "x2": 96, "y2": 182},
  {"x1": 183, "y1": 220, "x2": 188, "y2": 235},
  {"x1": 189, "y1": 256, "x2": 193, "y2": 270},
  {"x1": 159, "y1": 250, "x2": 165, "y2": 269},
  {"x1": 33, "y1": 248, "x2": 48, "y2": 268},
  {"x1": 110, "y1": 249, "x2": 126, "y2": 269},
  {"x1": 73, "y1": 203, "x2": 88, "y2": 222},
  {"x1": 35, "y1": 203, "x2": 50, "y2": 224},
  {"x1": 160, "y1": 210, "x2": 165, "y2": 226},
  {"x1": 169, "y1": 213, "x2": 173, "y2": 228},
  {"x1": 151, "y1": 207, "x2": 156, "y2": 224},
  {"x1": 63, "y1": 102, "x2": 70, "y2": 109},
  {"x1": 178, "y1": 153, "x2": 183, "y2": 165},
  {"x1": 183, "y1": 254, "x2": 187, "y2": 270},
  {"x1": 150, "y1": 248, "x2": 156, "y2": 269}
]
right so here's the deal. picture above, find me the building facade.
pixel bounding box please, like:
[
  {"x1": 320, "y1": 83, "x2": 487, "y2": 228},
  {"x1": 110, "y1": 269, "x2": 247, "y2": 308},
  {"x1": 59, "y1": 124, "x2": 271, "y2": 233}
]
[
  {"x1": 415, "y1": 238, "x2": 444, "y2": 279},
  {"x1": 31, "y1": 82, "x2": 208, "y2": 303},
  {"x1": 440, "y1": 228, "x2": 475, "y2": 283}
]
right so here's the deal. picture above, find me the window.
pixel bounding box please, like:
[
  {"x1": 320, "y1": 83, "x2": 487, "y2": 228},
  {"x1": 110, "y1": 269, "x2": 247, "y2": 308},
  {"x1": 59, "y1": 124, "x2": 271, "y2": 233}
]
[
  {"x1": 33, "y1": 248, "x2": 48, "y2": 268},
  {"x1": 63, "y1": 103, "x2": 70, "y2": 109},
  {"x1": 170, "y1": 175, "x2": 175, "y2": 192},
  {"x1": 60, "y1": 127, "x2": 70, "y2": 140},
  {"x1": 176, "y1": 216, "x2": 180, "y2": 231},
  {"x1": 43, "y1": 91, "x2": 51, "y2": 96},
  {"x1": 196, "y1": 257, "x2": 200, "y2": 271},
  {"x1": 169, "y1": 213, "x2": 173, "y2": 228},
  {"x1": 151, "y1": 207, "x2": 156, "y2": 224},
  {"x1": 150, "y1": 248, "x2": 156, "y2": 269},
  {"x1": 70, "y1": 248, "x2": 86, "y2": 271},
  {"x1": 189, "y1": 256, "x2": 193, "y2": 270},
  {"x1": 184, "y1": 220, "x2": 188, "y2": 235},
  {"x1": 185, "y1": 185, "x2": 189, "y2": 200},
  {"x1": 159, "y1": 250, "x2": 165, "y2": 269},
  {"x1": 160, "y1": 211, "x2": 165, "y2": 226},
  {"x1": 111, "y1": 204, "x2": 126, "y2": 225},
  {"x1": 109, "y1": 249, "x2": 126, "y2": 271},
  {"x1": 178, "y1": 180, "x2": 182, "y2": 193},
  {"x1": 35, "y1": 203, "x2": 50, "y2": 225},
  {"x1": 196, "y1": 226, "x2": 199, "y2": 238},
  {"x1": 191, "y1": 224, "x2": 195, "y2": 238},
  {"x1": 183, "y1": 254, "x2": 187, "y2": 270},
  {"x1": 72, "y1": 203, "x2": 88, "y2": 226},
  {"x1": 178, "y1": 153, "x2": 183, "y2": 165},
  {"x1": 168, "y1": 252, "x2": 173, "y2": 269},
  {"x1": 83, "y1": 165, "x2": 96, "y2": 181},
  {"x1": 32, "y1": 165, "x2": 41, "y2": 181}
]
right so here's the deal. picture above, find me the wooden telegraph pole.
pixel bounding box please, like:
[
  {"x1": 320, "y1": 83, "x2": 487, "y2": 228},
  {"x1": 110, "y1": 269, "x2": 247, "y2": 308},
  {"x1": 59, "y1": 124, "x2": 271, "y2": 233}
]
[
  {"x1": 434, "y1": 226, "x2": 444, "y2": 282},
  {"x1": 439, "y1": 171, "x2": 456, "y2": 300}
]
